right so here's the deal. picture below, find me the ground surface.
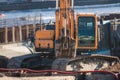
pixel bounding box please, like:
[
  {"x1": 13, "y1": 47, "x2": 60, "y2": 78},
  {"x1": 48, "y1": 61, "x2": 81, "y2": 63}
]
[
  {"x1": 0, "y1": 76, "x2": 75, "y2": 80},
  {"x1": 0, "y1": 43, "x2": 31, "y2": 58}
]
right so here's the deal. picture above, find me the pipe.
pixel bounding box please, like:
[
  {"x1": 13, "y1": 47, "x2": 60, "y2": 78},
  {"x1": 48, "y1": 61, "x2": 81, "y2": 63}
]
[
  {"x1": 71, "y1": 0, "x2": 74, "y2": 9},
  {"x1": 56, "y1": 0, "x2": 59, "y2": 9}
]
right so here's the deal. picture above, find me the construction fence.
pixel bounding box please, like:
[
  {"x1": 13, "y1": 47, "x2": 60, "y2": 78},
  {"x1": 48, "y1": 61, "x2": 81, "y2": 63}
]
[{"x1": 0, "y1": 15, "x2": 47, "y2": 44}]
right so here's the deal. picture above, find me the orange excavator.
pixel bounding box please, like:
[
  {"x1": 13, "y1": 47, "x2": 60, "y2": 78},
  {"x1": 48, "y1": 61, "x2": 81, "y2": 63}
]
[
  {"x1": 7, "y1": 0, "x2": 120, "y2": 73},
  {"x1": 51, "y1": 0, "x2": 120, "y2": 71}
]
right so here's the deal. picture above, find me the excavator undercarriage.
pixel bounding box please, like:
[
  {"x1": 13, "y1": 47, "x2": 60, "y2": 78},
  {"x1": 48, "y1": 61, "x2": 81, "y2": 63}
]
[{"x1": 52, "y1": 55, "x2": 120, "y2": 72}]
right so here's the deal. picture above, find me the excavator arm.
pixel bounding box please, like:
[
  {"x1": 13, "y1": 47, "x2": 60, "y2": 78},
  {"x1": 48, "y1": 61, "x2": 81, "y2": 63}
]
[{"x1": 55, "y1": 0, "x2": 76, "y2": 58}]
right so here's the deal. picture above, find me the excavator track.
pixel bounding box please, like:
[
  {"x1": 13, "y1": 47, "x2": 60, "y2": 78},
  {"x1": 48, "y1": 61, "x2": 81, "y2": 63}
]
[
  {"x1": 52, "y1": 54, "x2": 120, "y2": 71},
  {"x1": 7, "y1": 53, "x2": 54, "y2": 69},
  {"x1": 0, "y1": 56, "x2": 8, "y2": 68},
  {"x1": 102, "y1": 63, "x2": 120, "y2": 72},
  {"x1": 7, "y1": 54, "x2": 40, "y2": 69}
]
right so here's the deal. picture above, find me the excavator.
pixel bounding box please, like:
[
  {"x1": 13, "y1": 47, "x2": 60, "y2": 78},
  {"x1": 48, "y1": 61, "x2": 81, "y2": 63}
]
[
  {"x1": 5, "y1": 0, "x2": 120, "y2": 75},
  {"x1": 0, "y1": 0, "x2": 119, "y2": 79}
]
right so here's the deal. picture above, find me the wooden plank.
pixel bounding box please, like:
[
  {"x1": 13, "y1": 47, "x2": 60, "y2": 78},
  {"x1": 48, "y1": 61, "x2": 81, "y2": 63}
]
[
  {"x1": 26, "y1": 25, "x2": 29, "y2": 40},
  {"x1": 12, "y1": 27, "x2": 15, "y2": 42},
  {"x1": 4, "y1": 27, "x2": 8, "y2": 43},
  {"x1": 19, "y1": 26, "x2": 22, "y2": 41}
]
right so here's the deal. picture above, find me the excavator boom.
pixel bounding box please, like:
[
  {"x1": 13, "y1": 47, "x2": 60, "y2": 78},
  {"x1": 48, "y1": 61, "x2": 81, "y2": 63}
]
[{"x1": 55, "y1": 0, "x2": 76, "y2": 58}]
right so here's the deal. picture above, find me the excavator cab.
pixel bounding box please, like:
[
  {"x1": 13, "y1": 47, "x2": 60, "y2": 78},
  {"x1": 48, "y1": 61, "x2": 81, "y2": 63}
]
[{"x1": 76, "y1": 14, "x2": 98, "y2": 51}]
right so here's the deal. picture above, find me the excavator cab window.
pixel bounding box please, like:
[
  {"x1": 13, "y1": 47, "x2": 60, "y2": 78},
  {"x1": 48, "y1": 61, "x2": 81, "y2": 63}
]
[{"x1": 78, "y1": 16, "x2": 95, "y2": 47}]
